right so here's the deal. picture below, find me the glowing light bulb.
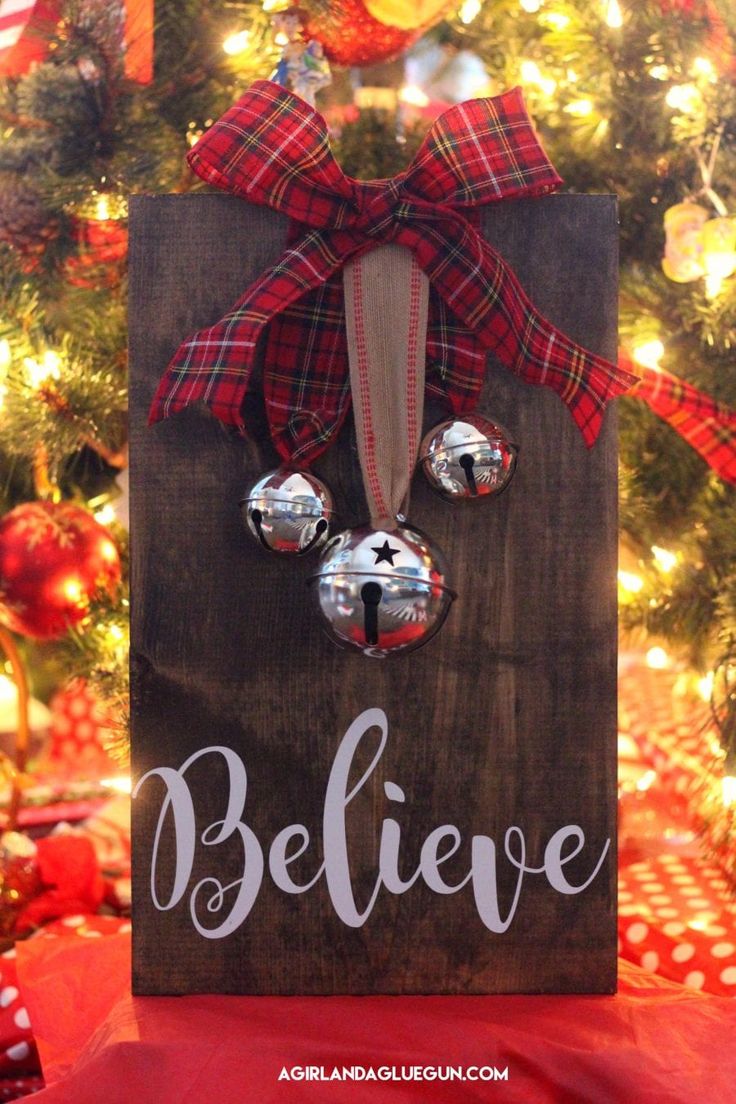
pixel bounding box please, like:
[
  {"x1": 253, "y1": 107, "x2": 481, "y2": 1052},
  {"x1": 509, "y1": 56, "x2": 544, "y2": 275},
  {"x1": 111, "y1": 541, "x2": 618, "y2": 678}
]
[
  {"x1": 649, "y1": 64, "x2": 670, "y2": 81},
  {"x1": 94, "y1": 504, "x2": 117, "y2": 526},
  {"x1": 223, "y1": 30, "x2": 251, "y2": 55},
  {"x1": 521, "y1": 59, "x2": 542, "y2": 83},
  {"x1": 636, "y1": 769, "x2": 657, "y2": 792},
  {"x1": 101, "y1": 775, "x2": 132, "y2": 795},
  {"x1": 618, "y1": 570, "x2": 644, "y2": 594},
  {"x1": 94, "y1": 195, "x2": 110, "y2": 220},
  {"x1": 646, "y1": 646, "x2": 669, "y2": 670},
  {"x1": 108, "y1": 623, "x2": 125, "y2": 642},
  {"x1": 543, "y1": 12, "x2": 570, "y2": 30},
  {"x1": 651, "y1": 545, "x2": 677, "y2": 572},
  {"x1": 24, "y1": 350, "x2": 62, "y2": 389},
  {"x1": 459, "y1": 0, "x2": 482, "y2": 23},
  {"x1": 632, "y1": 338, "x2": 665, "y2": 371},
  {"x1": 398, "y1": 84, "x2": 430, "y2": 107},
  {"x1": 262, "y1": 0, "x2": 285, "y2": 10},
  {"x1": 691, "y1": 56, "x2": 715, "y2": 80},
  {"x1": 564, "y1": 98, "x2": 594, "y2": 116},
  {"x1": 605, "y1": 0, "x2": 622, "y2": 28},
  {"x1": 723, "y1": 775, "x2": 736, "y2": 807},
  {"x1": 520, "y1": 0, "x2": 541, "y2": 11},
  {"x1": 0, "y1": 339, "x2": 10, "y2": 373},
  {"x1": 697, "y1": 672, "x2": 714, "y2": 702},
  {"x1": 665, "y1": 83, "x2": 700, "y2": 113}
]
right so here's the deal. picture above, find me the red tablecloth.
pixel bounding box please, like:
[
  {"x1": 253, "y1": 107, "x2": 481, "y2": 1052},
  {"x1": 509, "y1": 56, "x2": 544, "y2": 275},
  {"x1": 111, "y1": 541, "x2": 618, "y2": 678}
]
[{"x1": 12, "y1": 925, "x2": 736, "y2": 1103}]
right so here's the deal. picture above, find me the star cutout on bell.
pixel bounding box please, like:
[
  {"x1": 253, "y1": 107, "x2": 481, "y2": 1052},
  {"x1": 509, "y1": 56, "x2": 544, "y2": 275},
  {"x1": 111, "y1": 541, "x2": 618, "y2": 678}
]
[{"x1": 372, "y1": 539, "x2": 401, "y2": 565}]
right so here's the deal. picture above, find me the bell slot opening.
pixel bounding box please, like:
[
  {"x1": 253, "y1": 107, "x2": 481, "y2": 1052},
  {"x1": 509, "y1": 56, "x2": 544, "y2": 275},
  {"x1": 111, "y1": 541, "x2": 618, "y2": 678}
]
[
  {"x1": 249, "y1": 509, "x2": 273, "y2": 552},
  {"x1": 459, "y1": 453, "x2": 478, "y2": 496},
  {"x1": 297, "y1": 517, "x2": 328, "y2": 555},
  {"x1": 360, "y1": 581, "x2": 382, "y2": 646}
]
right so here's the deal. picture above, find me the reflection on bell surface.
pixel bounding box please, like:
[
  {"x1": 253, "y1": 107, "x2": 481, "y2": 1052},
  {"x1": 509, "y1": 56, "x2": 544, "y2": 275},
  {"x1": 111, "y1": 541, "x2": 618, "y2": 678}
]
[
  {"x1": 240, "y1": 468, "x2": 333, "y2": 555},
  {"x1": 308, "y1": 523, "x2": 456, "y2": 657},
  {"x1": 420, "y1": 413, "x2": 517, "y2": 501}
]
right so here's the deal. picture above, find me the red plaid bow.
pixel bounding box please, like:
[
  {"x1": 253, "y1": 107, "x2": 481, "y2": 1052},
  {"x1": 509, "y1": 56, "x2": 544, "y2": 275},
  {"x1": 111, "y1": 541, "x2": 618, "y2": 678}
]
[{"x1": 150, "y1": 80, "x2": 637, "y2": 462}]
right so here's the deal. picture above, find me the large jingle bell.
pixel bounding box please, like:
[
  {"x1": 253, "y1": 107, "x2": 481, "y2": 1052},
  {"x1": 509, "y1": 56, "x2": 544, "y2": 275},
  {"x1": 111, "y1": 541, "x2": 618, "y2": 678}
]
[
  {"x1": 420, "y1": 413, "x2": 517, "y2": 501},
  {"x1": 240, "y1": 468, "x2": 333, "y2": 555},
  {"x1": 309, "y1": 523, "x2": 455, "y2": 657}
]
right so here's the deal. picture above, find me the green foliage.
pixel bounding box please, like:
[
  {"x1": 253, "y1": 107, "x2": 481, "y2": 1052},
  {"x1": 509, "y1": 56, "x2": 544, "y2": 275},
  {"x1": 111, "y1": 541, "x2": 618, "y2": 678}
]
[{"x1": 332, "y1": 111, "x2": 425, "y2": 179}]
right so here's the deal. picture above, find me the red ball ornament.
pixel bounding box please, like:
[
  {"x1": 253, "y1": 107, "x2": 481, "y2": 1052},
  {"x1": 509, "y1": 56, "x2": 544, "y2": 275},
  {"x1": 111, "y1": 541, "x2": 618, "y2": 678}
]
[
  {"x1": 0, "y1": 501, "x2": 121, "y2": 640},
  {"x1": 303, "y1": 0, "x2": 451, "y2": 67},
  {"x1": 63, "y1": 214, "x2": 129, "y2": 290}
]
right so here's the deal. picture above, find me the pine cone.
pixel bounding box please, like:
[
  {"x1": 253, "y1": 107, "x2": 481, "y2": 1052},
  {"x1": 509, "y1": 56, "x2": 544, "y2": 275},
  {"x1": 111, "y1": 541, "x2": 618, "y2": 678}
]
[{"x1": 0, "y1": 176, "x2": 59, "y2": 257}]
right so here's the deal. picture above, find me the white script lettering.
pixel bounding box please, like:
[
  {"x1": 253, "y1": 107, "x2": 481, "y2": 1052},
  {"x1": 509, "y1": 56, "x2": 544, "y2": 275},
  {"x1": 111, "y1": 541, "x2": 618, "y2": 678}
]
[{"x1": 132, "y1": 708, "x2": 610, "y2": 938}]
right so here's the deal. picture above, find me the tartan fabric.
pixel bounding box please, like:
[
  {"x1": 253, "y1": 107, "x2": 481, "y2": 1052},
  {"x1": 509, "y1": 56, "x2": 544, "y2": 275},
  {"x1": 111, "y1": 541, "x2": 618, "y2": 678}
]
[
  {"x1": 622, "y1": 354, "x2": 736, "y2": 485},
  {"x1": 150, "y1": 80, "x2": 638, "y2": 463}
]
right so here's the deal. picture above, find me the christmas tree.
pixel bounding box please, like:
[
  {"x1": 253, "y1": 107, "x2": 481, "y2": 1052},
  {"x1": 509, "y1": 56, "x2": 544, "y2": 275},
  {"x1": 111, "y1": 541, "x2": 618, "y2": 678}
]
[{"x1": 0, "y1": 1, "x2": 733, "y2": 863}]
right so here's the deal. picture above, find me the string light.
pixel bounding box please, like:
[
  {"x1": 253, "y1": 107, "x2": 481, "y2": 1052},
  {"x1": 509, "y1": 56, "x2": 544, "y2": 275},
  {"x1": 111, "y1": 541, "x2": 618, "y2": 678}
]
[
  {"x1": 605, "y1": 0, "x2": 623, "y2": 28},
  {"x1": 23, "y1": 350, "x2": 62, "y2": 390},
  {"x1": 646, "y1": 646, "x2": 670, "y2": 670},
  {"x1": 651, "y1": 545, "x2": 677, "y2": 572},
  {"x1": 564, "y1": 98, "x2": 594, "y2": 117},
  {"x1": 665, "y1": 83, "x2": 701, "y2": 114},
  {"x1": 458, "y1": 0, "x2": 482, "y2": 24},
  {"x1": 0, "y1": 339, "x2": 10, "y2": 372},
  {"x1": 636, "y1": 769, "x2": 657, "y2": 792},
  {"x1": 84, "y1": 192, "x2": 128, "y2": 221},
  {"x1": 520, "y1": 59, "x2": 557, "y2": 96},
  {"x1": 542, "y1": 12, "x2": 571, "y2": 30},
  {"x1": 618, "y1": 570, "x2": 644, "y2": 594},
  {"x1": 101, "y1": 776, "x2": 132, "y2": 795},
  {"x1": 691, "y1": 56, "x2": 715, "y2": 80},
  {"x1": 398, "y1": 85, "x2": 430, "y2": 107},
  {"x1": 94, "y1": 504, "x2": 117, "y2": 527},
  {"x1": 697, "y1": 672, "x2": 714, "y2": 702},
  {"x1": 723, "y1": 776, "x2": 736, "y2": 807},
  {"x1": 632, "y1": 338, "x2": 665, "y2": 371},
  {"x1": 649, "y1": 65, "x2": 670, "y2": 81},
  {"x1": 520, "y1": 0, "x2": 541, "y2": 11},
  {"x1": 223, "y1": 30, "x2": 251, "y2": 55},
  {"x1": 262, "y1": 0, "x2": 286, "y2": 10}
]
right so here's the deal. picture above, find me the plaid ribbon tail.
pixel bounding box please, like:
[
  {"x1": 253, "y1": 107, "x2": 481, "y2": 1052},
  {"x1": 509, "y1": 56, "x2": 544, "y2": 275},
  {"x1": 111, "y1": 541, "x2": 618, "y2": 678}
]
[
  {"x1": 623, "y1": 357, "x2": 736, "y2": 484},
  {"x1": 402, "y1": 217, "x2": 638, "y2": 446},
  {"x1": 148, "y1": 229, "x2": 352, "y2": 430}
]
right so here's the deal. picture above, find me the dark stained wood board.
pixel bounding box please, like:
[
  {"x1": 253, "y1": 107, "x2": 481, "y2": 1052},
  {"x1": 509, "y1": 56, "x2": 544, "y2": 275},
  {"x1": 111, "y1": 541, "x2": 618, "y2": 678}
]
[{"x1": 129, "y1": 193, "x2": 619, "y2": 995}]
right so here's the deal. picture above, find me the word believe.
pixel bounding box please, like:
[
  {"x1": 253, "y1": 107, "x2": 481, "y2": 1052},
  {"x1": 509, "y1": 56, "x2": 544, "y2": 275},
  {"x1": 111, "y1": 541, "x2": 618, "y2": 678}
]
[{"x1": 133, "y1": 708, "x2": 610, "y2": 939}]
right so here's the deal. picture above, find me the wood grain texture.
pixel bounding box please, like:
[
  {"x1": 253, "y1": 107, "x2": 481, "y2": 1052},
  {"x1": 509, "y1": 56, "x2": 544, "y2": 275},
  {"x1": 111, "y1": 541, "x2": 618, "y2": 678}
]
[{"x1": 129, "y1": 193, "x2": 619, "y2": 995}]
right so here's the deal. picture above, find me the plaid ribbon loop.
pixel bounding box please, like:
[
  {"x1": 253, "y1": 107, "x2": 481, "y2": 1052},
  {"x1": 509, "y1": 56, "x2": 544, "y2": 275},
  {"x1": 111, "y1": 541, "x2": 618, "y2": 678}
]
[{"x1": 149, "y1": 80, "x2": 638, "y2": 462}]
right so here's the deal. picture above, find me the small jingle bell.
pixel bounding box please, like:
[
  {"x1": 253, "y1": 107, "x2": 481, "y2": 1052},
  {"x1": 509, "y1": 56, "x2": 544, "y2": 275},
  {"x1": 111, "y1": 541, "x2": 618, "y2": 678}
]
[
  {"x1": 240, "y1": 468, "x2": 333, "y2": 555},
  {"x1": 420, "y1": 414, "x2": 517, "y2": 501},
  {"x1": 309, "y1": 523, "x2": 456, "y2": 657}
]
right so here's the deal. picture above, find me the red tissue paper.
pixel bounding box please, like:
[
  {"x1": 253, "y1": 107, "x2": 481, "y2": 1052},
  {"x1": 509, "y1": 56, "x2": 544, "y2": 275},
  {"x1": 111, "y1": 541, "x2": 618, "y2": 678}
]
[{"x1": 12, "y1": 925, "x2": 736, "y2": 1104}]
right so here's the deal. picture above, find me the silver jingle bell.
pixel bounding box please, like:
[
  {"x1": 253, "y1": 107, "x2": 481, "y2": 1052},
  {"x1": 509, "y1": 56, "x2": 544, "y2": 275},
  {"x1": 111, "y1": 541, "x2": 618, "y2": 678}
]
[
  {"x1": 308, "y1": 523, "x2": 456, "y2": 658},
  {"x1": 240, "y1": 468, "x2": 333, "y2": 555},
  {"x1": 419, "y1": 413, "x2": 518, "y2": 501}
]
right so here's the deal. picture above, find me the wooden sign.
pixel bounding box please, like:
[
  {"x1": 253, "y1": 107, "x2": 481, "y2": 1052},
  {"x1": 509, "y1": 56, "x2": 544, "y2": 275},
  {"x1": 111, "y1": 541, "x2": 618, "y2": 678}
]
[{"x1": 129, "y1": 193, "x2": 619, "y2": 995}]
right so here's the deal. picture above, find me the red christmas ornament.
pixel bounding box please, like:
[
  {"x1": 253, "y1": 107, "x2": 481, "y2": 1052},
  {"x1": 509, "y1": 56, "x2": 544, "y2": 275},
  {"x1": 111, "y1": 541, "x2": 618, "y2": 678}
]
[
  {"x1": 63, "y1": 214, "x2": 128, "y2": 290},
  {"x1": 303, "y1": 0, "x2": 450, "y2": 67},
  {"x1": 0, "y1": 502, "x2": 121, "y2": 640}
]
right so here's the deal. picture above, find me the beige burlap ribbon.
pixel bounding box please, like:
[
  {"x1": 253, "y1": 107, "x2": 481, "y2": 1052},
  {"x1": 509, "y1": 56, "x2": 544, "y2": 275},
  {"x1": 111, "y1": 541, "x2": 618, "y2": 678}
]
[{"x1": 343, "y1": 245, "x2": 430, "y2": 531}]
